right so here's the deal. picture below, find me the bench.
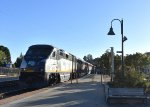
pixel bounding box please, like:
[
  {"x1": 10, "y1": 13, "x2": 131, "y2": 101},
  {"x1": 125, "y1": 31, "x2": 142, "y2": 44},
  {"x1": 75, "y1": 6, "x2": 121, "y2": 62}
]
[{"x1": 106, "y1": 88, "x2": 147, "y2": 104}]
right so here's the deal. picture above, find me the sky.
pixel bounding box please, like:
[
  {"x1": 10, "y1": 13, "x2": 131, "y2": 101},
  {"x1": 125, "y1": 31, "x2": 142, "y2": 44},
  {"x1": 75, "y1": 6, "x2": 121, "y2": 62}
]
[{"x1": 0, "y1": 0, "x2": 150, "y2": 63}]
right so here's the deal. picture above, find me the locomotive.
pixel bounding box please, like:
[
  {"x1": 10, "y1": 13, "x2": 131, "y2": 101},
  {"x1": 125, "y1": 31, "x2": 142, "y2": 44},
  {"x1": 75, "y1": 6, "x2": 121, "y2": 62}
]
[{"x1": 19, "y1": 44, "x2": 94, "y2": 86}]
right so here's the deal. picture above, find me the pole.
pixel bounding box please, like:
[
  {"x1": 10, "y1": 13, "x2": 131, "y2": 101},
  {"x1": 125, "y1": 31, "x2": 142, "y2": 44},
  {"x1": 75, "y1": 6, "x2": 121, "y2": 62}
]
[
  {"x1": 121, "y1": 19, "x2": 124, "y2": 78},
  {"x1": 101, "y1": 68, "x2": 103, "y2": 84},
  {"x1": 71, "y1": 56, "x2": 73, "y2": 84},
  {"x1": 75, "y1": 58, "x2": 78, "y2": 84},
  {"x1": 108, "y1": 19, "x2": 126, "y2": 79},
  {"x1": 110, "y1": 47, "x2": 114, "y2": 82}
]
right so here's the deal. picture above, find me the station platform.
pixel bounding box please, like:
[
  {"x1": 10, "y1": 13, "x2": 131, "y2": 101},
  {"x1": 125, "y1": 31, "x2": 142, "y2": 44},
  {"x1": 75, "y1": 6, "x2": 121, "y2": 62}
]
[{"x1": 1, "y1": 74, "x2": 149, "y2": 107}]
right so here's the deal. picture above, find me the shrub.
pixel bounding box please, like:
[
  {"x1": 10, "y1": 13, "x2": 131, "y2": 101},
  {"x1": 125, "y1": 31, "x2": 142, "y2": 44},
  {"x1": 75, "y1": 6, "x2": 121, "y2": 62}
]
[{"x1": 108, "y1": 68, "x2": 149, "y2": 90}]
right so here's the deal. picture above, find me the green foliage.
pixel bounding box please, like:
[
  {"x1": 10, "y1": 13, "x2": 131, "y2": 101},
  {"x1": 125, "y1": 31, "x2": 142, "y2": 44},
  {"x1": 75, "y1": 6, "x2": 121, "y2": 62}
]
[
  {"x1": 83, "y1": 56, "x2": 87, "y2": 61},
  {"x1": 0, "y1": 50, "x2": 6, "y2": 66},
  {"x1": 83, "y1": 54, "x2": 93, "y2": 63},
  {"x1": 94, "y1": 52, "x2": 121, "y2": 74},
  {"x1": 109, "y1": 68, "x2": 149, "y2": 90},
  {"x1": 0, "y1": 50, "x2": 6, "y2": 60},
  {"x1": 0, "y1": 45, "x2": 11, "y2": 67},
  {"x1": 14, "y1": 58, "x2": 22, "y2": 68},
  {"x1": 89, "y1": 51, "x2": 150, "y2": 91},
  {"x1": 124, "y1": 70, "x2": 145, "y2": 88},
  {"x1": 14, "y1": 53, "x2": 24, "y2": 68},
  {"x1": 114, "y1": 55, "x2": 121, "y2": 71},
  {"x1": 96, "y1": 52, "x2": 150, "y2": 74},
  {"x1": 93, "y1": 57, "x2": 101, "y2": 67},
  {"x1": 125, "y1": 52, "x2": 150, "y2": 70},
  {"x1": 99, "y1": 52, "x2": 110, "y2": 69}
]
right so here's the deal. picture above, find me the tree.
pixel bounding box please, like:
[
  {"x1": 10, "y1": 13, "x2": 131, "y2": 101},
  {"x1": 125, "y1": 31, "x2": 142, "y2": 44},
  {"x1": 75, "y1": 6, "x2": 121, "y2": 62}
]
[
  {"x1": 0, "y1": 50, "x2": 6, "y2": 66},
  {"x1": 83, "y1": 56, "x2": 87, "y2": 61},
  {"x1": 110, "y1": 68, "x2": 146, "y2": 88},
  {"x1": 99, "y1": 51, "x2": 110, "y2": 70},
  {"x1": 125, "y1": 52, "x2": 150, "y2": 70},
  {"x1": 0, "y1": 45, "x2": 11, "y2": 67},
  {"x1": 14, "y1": 53, "x2": 24, "y2": 68},
  {"x1": 83, "y1": 54, "x2": 93, "y2": 64},
  {"x1": 108, "y1": 52, "x2": 150, "y2": 88},
  {"x1": 86, "y1": 54, "x2": 93, "y2": 63},
  {"x1": 93, "y1": 57, "x2": 101, "y2": 67},
  {"x1": 98, "y1": 51, "x2": 111, "y2": 74},
  {"x1": 114, "y1": 54, "x2": 121, "y2": 72}
]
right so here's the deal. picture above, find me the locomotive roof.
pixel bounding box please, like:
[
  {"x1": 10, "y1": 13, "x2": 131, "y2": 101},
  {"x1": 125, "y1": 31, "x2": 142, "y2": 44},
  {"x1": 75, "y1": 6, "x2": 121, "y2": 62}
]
[
  {"x1": 29, "y1": 44, "x2": 54, "y2": 49},
  {"x1": 28, "y1": 44, "x2": 93, "y2": 66}
]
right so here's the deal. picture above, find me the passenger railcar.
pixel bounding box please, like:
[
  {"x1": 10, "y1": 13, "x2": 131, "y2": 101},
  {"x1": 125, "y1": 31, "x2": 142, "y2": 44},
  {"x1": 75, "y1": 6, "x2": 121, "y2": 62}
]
[{"x1": 19, "y1": 44, "x2": 94, "y2": 86}]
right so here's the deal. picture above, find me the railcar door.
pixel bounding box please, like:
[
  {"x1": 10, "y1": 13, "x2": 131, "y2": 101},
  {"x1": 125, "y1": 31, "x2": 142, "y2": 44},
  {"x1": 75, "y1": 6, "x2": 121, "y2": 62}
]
[{"x1": 50, "y1": 51, "x2": 57, "y2": 72}]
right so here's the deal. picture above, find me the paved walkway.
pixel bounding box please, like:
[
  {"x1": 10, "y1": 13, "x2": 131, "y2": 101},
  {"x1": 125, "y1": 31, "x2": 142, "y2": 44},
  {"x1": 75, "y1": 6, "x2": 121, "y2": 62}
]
[{"x1": 1, "y1": 74, "x2": 149, "y2": 107}]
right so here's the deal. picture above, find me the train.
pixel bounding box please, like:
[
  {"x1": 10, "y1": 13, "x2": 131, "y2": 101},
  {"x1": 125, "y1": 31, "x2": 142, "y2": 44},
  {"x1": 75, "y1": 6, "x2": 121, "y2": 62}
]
[{"x1": 19, "y1": 44, "x2": 94, "y2": 86}]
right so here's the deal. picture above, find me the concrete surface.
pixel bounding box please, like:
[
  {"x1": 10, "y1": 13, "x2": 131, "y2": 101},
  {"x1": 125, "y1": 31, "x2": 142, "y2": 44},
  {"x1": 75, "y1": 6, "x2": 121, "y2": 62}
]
[{"x1": 1, "y1": 74, "x2": 149, "y2": 107}]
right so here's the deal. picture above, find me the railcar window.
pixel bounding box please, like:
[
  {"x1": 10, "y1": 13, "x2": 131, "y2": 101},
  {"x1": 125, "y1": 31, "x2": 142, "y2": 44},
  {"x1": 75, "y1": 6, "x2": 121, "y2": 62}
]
[
  {"x1": 66, "y1": 54, "x2": 69, "y2": 59},
  {"x1": 68, "y1": 55, "x2": 72, "y2": 60},
  {"x1": 52, "y1": 52, "x2": 56, "y2": 57},
  {"x1": 60, "y1": 52, "x2": 63, "y2": 56}
]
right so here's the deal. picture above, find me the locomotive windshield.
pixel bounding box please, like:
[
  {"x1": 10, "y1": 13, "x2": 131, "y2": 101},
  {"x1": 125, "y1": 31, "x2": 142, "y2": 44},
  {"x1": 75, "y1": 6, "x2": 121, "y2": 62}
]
[{"x1": 25, "y1": 45, "x2": 54, "y2": 59}]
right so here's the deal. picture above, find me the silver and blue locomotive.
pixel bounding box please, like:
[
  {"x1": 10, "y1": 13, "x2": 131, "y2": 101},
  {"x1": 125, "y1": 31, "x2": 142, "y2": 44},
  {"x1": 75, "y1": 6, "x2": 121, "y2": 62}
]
[{"x1": 19, "y1": 44, "x2": 94, "y2": 86}]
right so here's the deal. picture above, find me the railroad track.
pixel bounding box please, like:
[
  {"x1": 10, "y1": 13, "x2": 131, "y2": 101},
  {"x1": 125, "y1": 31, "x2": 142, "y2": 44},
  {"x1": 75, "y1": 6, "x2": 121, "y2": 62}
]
[
  {"x1": 0, "y1": 80, "x2": 64, "y2": 100},
  {"x1": 0, "y1": 80, "x2": 47, "y2": 99},
  {"x1": 0, "y1": 81, "x2": 30, "y2": 99},
  {"x1": 0, "y1": 81, "x2": 19, "y2": 88},
  {"x1": 0, "y1": 87, "x2": 29, "y2": 99}
]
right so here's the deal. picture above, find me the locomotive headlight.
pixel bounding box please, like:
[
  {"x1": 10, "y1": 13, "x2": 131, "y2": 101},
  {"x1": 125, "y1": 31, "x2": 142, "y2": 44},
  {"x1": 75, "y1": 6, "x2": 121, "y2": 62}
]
[{"x1": 21, "y1": 68, "x2": 26, "y2": 72}]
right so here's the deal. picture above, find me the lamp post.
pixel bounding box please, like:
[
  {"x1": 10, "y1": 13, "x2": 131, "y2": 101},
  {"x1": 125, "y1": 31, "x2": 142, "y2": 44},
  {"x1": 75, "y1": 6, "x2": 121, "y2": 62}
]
[{"x1": 107, "y1": 19, "x2": 127, "y2": 78}]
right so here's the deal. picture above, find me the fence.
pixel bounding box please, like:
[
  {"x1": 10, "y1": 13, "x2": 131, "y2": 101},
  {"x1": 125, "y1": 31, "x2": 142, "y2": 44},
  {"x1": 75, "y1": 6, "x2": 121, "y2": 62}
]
[{"x1": 0, "y1": 67, "x2": 20, "y2": 77}]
